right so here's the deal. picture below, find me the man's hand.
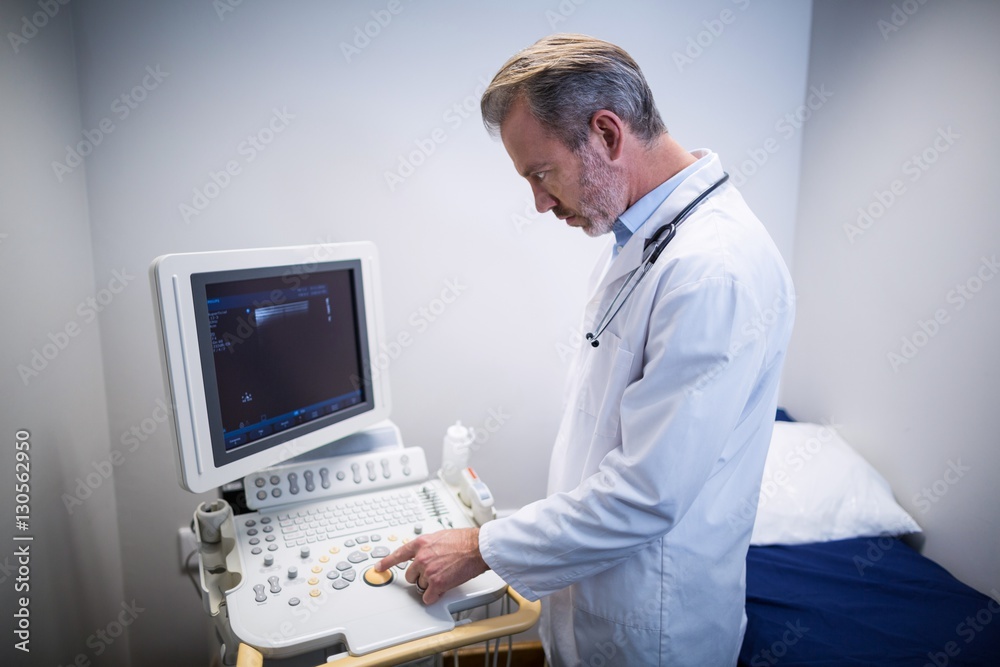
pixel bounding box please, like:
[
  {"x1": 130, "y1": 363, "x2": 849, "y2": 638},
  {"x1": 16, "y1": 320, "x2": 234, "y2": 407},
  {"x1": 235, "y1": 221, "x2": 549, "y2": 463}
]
[{"x1": 375, "y1": 527, "x2": 489, "y2": 604}]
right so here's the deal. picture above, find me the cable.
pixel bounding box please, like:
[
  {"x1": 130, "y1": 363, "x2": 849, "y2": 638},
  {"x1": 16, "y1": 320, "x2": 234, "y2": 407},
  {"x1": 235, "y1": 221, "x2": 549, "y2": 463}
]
[{"x1": 185, "y1": 548, "x2": 201, "y2": 596}]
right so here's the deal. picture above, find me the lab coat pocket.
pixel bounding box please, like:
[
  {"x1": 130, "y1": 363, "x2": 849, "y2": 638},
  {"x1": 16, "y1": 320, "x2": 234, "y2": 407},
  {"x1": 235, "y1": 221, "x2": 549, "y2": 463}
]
[{"x1": 576, "y1": 332, "x2": 635, "y2": 440}]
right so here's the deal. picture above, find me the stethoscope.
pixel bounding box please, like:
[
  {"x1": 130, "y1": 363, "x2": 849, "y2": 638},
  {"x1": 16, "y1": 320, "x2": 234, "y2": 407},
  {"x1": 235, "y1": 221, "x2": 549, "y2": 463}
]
[{"x1": 585, "y1": 172, "x2": 730, "y2": 348}]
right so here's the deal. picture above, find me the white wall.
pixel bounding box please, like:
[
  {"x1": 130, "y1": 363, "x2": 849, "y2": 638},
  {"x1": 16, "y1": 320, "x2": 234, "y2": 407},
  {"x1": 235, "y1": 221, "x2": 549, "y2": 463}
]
[
  {"x1": 0, "y1": 2, "x2": 128, "y2": 666},
  {"x1": 785, "y1": 0, "x2": 1000, "y2": 595},
  {"x1": 4, "y1": 1, "x2": 811, "y2": 664}
]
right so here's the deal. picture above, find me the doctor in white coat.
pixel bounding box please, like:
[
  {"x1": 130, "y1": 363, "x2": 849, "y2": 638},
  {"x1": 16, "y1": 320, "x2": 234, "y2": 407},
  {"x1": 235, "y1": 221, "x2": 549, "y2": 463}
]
[{"x1": 378, "y1": 34, "x2": 795, "y2": 666}]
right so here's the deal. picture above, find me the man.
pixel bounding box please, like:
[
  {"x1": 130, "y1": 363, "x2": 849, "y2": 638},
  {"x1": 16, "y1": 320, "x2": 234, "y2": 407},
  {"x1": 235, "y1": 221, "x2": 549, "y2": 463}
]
[{"x1": 378, "y1": 34, "x2": 795, "y2": 666}]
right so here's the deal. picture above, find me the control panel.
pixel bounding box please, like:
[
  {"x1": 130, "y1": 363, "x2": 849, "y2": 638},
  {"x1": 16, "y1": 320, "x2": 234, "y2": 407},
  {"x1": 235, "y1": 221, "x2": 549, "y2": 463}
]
[
  {"x1": 208, "y1": 445, "x2": 506, "y2": 659},
  {"x1": 244, "y1": 446, "x2": 429, "y2": 510}
]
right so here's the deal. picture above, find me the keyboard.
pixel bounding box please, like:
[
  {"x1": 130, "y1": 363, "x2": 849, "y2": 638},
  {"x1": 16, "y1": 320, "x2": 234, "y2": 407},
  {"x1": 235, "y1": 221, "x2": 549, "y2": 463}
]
[{"x1": 224, "y1": 449, "x2": 507, "y2": 658}]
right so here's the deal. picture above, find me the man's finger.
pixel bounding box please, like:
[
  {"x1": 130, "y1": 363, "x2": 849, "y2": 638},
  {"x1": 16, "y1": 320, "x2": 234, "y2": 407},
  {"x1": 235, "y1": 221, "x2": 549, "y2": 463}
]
[{"x1": 375, "y1": 540, "x2": 418, "y2": 572}]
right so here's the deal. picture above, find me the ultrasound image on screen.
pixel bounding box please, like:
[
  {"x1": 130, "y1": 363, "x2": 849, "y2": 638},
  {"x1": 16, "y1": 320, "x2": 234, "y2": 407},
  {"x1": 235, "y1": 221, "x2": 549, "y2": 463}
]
[{"x1": 203, "y1": 268, "x2": 366, "y2": 451}]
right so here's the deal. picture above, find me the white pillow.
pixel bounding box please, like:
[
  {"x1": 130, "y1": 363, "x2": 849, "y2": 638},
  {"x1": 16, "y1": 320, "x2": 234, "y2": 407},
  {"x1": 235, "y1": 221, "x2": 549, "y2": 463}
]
[{"x1": 750, "y1": 421, "x2": 921, "y2": 545}]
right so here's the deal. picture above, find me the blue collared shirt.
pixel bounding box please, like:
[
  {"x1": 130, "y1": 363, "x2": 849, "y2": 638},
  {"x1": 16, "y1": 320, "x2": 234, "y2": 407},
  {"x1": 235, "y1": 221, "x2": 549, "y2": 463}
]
[{"x1": 611, "y1": 157, "x2": 707, "y2": 257}]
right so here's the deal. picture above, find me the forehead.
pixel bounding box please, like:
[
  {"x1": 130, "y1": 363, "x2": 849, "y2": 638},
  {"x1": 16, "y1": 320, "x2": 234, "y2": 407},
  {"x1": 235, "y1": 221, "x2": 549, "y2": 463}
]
[{"x1": 499, "y1": 97, "x2": 574, "y2": 176}]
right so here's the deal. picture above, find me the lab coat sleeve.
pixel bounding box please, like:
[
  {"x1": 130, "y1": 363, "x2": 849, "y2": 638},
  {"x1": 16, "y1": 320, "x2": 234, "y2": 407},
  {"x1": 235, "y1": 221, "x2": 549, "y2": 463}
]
[{"x1": 479, "y1": 276, "x2": 770, "y2": 600}]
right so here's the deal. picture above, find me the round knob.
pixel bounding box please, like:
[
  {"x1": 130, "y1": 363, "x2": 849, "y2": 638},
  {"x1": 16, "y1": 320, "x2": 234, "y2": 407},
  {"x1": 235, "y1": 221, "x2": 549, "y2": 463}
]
[
  {"x1": 300, "y1": 546, "x2": 310, "y2": 559},
  {"x1": 263, "y1": 554, "x2": 274, "y2": 567},
  {"x1": 363, "y1": 567, "x2": 393, "y2": 587},
  {"x1": 413, "y1": 525, "x2": 423, "y2": 535},
  {"x1": 287, "y1": 567, "x2": 298, "y2": 579}
]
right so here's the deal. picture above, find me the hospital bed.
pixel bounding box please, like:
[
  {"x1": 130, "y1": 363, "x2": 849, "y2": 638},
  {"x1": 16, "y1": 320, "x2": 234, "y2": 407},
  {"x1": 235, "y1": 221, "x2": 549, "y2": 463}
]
[{"x1": 738, "y1": 412, "x2": 1000, "y2": 666}]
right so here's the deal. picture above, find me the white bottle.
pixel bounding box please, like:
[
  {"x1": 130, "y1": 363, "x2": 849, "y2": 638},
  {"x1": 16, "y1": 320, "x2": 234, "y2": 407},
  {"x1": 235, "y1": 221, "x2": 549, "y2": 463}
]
[{"x1": 441, "y1": 421, "x2": 473, "y2": 486}]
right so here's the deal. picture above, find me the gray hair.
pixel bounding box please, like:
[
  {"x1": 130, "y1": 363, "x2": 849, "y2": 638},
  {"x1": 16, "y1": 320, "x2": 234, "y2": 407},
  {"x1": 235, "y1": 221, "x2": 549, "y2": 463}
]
[{"x1": 480, "y1": 33, "x2": 667, "y2": 150}]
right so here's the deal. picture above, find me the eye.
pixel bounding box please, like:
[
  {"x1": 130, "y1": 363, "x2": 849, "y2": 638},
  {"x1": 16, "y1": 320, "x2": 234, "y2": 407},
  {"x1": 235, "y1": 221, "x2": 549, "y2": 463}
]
[{"x1": 531, "y1": 171, "x2": 547, "y2": 182}]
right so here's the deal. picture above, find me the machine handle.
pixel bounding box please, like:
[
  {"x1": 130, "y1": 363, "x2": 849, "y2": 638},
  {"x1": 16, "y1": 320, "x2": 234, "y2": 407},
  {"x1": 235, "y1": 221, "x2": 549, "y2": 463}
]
[{"x1": 235, "y1": 586, "x2": 540, "y2": 667}]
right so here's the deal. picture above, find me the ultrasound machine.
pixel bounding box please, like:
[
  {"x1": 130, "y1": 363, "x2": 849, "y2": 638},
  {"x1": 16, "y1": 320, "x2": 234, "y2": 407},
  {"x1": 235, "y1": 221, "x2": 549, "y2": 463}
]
[{"x1": 149, "y1": 243, "x2": 538, "y2": 666}]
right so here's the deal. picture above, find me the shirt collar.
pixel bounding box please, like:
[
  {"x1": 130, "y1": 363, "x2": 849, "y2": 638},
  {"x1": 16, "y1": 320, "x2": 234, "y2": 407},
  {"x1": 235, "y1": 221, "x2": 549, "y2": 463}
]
[{"x1": 611, "y1": 156, "x2": 708, "y2": 256}]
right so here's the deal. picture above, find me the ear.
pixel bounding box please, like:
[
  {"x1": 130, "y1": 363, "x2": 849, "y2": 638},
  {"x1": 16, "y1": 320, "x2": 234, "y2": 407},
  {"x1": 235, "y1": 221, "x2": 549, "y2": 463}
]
[{"x1": 589, "y1": 110, "x2": 625, "y2": 161}]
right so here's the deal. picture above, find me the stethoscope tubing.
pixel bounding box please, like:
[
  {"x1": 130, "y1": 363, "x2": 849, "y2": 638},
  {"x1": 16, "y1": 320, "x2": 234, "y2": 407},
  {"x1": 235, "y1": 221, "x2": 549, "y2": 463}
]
[{"x1": 586, "y1": 172, "x2": 730, "y2": 348}]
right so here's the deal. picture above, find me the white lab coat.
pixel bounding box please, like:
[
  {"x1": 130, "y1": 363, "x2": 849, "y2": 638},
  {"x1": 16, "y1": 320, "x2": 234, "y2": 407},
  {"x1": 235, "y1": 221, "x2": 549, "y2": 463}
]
[{"x1": 479, "y1": 150, "x2": 795, "y2": 666}]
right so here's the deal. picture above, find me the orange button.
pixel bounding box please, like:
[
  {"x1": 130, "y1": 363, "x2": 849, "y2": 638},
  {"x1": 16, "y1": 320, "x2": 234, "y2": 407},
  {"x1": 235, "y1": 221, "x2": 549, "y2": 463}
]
[
  {"x1": 328, "y1": 547, "x2": 340, "y2": 555},
  {"x1": 308, "y1": 577, "x2": 319, "y2": 586},
  {"x1": 363, "y1": 567, "x2": 393, "y2": 587},
  {"x1": 387, "y1": 535, "x2": 398, "y2": 542},
  {"x1": 309, "y1": 589, "x2": 321, "y2": 598},
  {"x1": 361, "y1": 545, "x2": 372, "y2": 552},
  {"x1": 319, "y1": 555, "x2": 330, "y2": 563},
  {"x1": 311, "y1": 566, "x2": 322, "y2": 574}
]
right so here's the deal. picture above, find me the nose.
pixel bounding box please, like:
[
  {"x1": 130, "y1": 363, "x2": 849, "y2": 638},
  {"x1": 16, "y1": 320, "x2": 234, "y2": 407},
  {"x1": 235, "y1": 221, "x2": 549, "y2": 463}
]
[{"x1": 530, "y1": 182, "x2": 557, "y2": 214}]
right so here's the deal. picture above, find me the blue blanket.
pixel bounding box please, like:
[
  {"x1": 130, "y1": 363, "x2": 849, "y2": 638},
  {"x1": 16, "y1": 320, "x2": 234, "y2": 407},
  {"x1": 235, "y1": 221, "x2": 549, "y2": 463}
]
[{"x1": 739, "y1": 537, "x2": 1000, "y2": 666}]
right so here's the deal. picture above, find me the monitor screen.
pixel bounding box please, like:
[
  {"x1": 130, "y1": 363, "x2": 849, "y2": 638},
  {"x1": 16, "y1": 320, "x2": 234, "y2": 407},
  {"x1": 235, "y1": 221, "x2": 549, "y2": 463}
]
[
  {"x1": 191, "y1": 260, "x2": 374, "y2": 468},
  {"x1": 151, "y1": 243, "x2": 390, "y2": 493}
]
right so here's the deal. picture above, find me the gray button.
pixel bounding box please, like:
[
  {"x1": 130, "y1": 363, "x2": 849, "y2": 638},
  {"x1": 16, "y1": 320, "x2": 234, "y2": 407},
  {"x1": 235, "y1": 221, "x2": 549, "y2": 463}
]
[
  {"x1": 355, "y1": 536, "x2": 369, "y2": 544},
  {"x1": 370, "y1": 534, "x2": 381, "y2": 542},
  {"x1": 263, "y1": 554, "x2": 274, "y2": 567},
  {"x1": 336, "y1": 561, "x2": 352, "y2": 571},
  {"x1": 268, "y1": 576, "x2": 281, "y2": 594},
  {"x1": 245, "y1": 520, "x2": 256, "y2": 527},
  {"x1": 267, "y1": 544, "x2": 278, "y2": 551},
  {"x1": 300, "y1": 546, "x2": 310, "y2": 559},
  {"x1": 288, "y1": 597, "x2": 300, "y2": 606},
  {"x1": 341, "y1": 569, "x2": 356, "y2": 582},
  {"x1": 249, "y1": 538, "x2": 260, "y2": 545},
  {"x1": 251, "y1": 547, "x2": 262, "y2": 555},
  {"x1": 272, "y1": 488, "x2": 282, "y2": 498},
  {"x1": 336, "y1": 470, "x2": 346, "y2": 481},
  {"x1": 255, "y1": 478, "x2": 266, "y2": 488},
  {"x1": 270, "y1": 475, "x2": 280, "y2": 485},
  {"x1": 396, "y1": 562, "x2": 409, "y2": 570},
  {"x1": 287, "y1": 567, "x2": 298, "y2": 579},
  {"x1": 257, "y1": 490, "x2": 267, "y2": 500},
  {"x1": 331, "y1": 579, "x2": 349, "y2": 590},
  {"x1": 326, "y1": 570, "x2": 340, "y2": 580},
  {"x1": 246, "y1": 528, "x2": 258, "y2": 536},
  {"x1": 344, "y1": 539, "x2": 356, "y2": 547},
  {"x1": 254, "y1": 584, "x2": 266, "y2": 602},
  {"x1": 348, "y1": 551, "x2": 367, "y2": 564},
  {"x1": 266, "y1": 535, "x2": 275, "y2": 542},
  {"x1": 260, "y1": 517, "x2": 271, "y2": 524},
  {"x1": 371, "y1": 546, "x2": 390, "y2": 558}
]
